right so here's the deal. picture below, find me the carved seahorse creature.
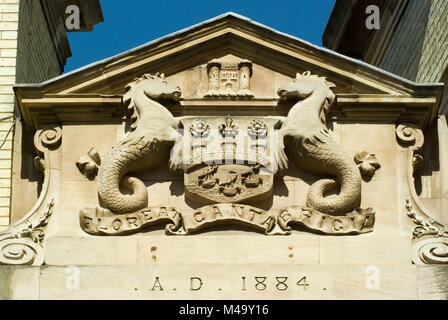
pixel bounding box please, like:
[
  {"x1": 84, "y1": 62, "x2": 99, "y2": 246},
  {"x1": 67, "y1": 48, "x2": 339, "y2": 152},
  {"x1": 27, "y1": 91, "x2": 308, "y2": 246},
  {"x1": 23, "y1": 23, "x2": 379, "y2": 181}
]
[
  {"x1": 277, "y1": 71, "x2": 361, "y2": 215},
  {"x1": 97, "y1": 73, "x2": 183, "y2": 213}
]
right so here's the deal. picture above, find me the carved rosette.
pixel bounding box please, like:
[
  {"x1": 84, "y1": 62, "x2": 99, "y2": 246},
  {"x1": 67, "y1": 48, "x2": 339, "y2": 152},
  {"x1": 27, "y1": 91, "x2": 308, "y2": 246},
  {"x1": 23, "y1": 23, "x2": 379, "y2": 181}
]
[
  {"x1": 413, "y1": 238, "x2": 448, "y2": 264},
  {"x1": 397, "y1": 124, "x2": 448, "y2": 264},
  {"x1": 0, "y1": 126, "x2": 61, "y2": 266}
]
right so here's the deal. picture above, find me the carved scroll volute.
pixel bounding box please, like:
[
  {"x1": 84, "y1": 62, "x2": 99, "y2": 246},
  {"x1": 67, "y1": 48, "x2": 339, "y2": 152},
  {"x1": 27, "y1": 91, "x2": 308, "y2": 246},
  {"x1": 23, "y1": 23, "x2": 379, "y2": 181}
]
[
  {"x1": 396, "y1": 123, "x2": 448, "y2": 264},
  {"x1": 412, "y1": 237, "x2": 448, "y2": 264},
  {"x1": 0, "y1": 126, "x2": 61, "y2": 266},
  {"x1": 35, "y1": 127, "x2": 61, "y2": 148},
  {"x1": 396, "y1": 123, "x2": 425, "y2": 209},
  {"x1": 396, "y1": 124, "x2": 424, "y2": 158}
]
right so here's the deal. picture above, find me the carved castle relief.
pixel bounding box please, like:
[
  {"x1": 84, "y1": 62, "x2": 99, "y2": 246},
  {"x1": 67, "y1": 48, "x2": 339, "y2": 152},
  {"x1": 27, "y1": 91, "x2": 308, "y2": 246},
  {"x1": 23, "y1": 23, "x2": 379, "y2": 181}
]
[
  {"x1": 183, "y1": 116, "x2": 277, "y2": 204},
  {"x1": 205, "y1": 60, "x2": 253, "y2": 97}
]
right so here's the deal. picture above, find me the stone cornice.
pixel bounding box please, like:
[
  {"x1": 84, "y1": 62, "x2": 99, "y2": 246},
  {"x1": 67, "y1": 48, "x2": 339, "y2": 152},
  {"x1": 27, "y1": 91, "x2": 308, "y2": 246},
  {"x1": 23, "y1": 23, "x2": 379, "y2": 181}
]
[
  {"x1": 14, "y1": 13, "x2": 443, "y2": 131},
  {"x1": 14, "y1": 92, "x2": 440, "y2": 131}
]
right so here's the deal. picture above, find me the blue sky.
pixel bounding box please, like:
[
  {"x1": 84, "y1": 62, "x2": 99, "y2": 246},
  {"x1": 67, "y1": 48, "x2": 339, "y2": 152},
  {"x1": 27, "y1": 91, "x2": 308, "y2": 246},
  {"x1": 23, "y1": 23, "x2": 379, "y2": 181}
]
[{"x1": 64, "y1": 0, "x2": 336, "y2": 73}]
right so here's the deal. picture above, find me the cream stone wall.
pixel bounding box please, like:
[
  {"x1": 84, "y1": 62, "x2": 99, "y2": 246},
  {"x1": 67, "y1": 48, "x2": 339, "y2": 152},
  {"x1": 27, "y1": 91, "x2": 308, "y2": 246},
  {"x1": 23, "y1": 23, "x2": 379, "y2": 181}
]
[{"x1": 0, "y1": 0, "x2": 18, "y2": 231}]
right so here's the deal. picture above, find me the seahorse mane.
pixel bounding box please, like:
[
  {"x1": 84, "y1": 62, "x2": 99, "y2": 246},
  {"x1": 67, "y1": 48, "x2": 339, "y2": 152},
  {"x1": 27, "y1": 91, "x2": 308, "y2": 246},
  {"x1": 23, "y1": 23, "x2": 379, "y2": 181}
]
[
  {"x1": 123, "y1": 73, "x2": 164, "y2": 132},
  {"x1": 294, "y1": 71, "x2": 336, "y2": 128}
]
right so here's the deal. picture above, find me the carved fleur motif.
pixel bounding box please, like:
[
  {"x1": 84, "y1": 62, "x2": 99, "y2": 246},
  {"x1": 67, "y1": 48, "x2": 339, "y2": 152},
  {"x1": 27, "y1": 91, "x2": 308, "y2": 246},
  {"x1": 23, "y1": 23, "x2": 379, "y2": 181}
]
[
  {"x1": 190, "y1": 119, "x2": 210, "y2": 138},
  {"x1": 247, "y1": 119, "x2": 267, "y2": 139},
  {"x1": 354, "y1": 150, "x2": 380, "y2": 178},
  {"x1": 218, "y1": 116, "x2": 238, "y2": 138}
]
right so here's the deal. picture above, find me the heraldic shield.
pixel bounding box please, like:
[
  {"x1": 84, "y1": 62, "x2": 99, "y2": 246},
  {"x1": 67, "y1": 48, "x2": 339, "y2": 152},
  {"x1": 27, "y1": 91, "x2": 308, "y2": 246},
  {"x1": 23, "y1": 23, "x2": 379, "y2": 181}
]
[{"x1": 182, "y1": 116, "x2": 281, "y2": 204}]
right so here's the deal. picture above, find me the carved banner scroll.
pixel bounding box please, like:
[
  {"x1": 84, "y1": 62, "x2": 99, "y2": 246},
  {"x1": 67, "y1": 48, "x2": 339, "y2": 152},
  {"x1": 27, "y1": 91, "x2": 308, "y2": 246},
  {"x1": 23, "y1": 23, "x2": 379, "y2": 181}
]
[
  {"x1": 80, "y1": 204, "x2": 375, "y2": 236},
  {"x1": 277, "y1": 206, "x2": 375, "y2": 235},
  {"x1": 80, "y1": 206, "x2": 184, "y2": 235}
]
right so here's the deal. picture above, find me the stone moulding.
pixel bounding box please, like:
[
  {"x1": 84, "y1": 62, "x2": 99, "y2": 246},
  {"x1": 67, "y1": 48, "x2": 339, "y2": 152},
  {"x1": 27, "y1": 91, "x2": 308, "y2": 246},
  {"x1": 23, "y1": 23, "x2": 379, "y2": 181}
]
[
  {"x1": 0, "y1": 126, "x2": 61, "y2": 266},
  {"x1": 397, "y1": 123, "x2": 448, "y2": 264}
]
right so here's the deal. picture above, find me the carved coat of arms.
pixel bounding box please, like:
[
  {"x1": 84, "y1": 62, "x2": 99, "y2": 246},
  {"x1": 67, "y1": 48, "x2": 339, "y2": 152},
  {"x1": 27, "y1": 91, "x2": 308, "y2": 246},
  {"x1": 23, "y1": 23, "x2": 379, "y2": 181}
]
[
  {"x1": 78, "y1": 69, "x2": 376, "y2": 236},
  {"x1": 182, "y1": 116, "x2": 279, "y2": 204}
]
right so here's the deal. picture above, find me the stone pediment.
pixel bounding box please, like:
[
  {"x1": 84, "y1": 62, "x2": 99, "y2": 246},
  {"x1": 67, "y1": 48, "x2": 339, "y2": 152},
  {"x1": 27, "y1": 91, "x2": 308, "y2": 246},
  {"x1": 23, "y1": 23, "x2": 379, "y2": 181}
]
[
  {"x1": 4, "y1": 12, "x2": 448, "y2": 298},
  {"x1": 15, "y1": 12, "x2": 443, "y2": 130}
]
